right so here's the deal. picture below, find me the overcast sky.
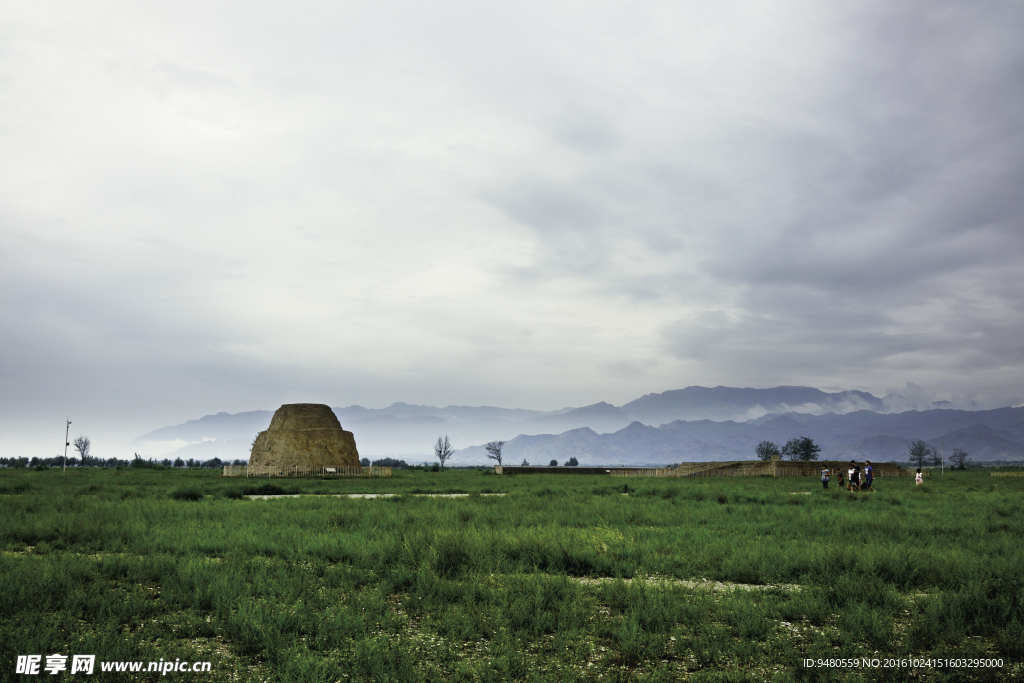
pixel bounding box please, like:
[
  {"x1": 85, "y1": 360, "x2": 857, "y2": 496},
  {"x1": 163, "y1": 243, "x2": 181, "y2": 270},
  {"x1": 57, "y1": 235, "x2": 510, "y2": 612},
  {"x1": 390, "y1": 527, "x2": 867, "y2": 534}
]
[{"x1": 3, "y1": 1, "x2": 1023, "y2": 457}]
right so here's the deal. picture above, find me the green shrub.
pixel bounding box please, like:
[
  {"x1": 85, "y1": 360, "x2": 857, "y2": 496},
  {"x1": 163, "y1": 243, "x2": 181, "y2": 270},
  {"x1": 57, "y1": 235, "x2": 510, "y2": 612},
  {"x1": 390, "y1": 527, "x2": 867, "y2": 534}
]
[{"x1": 170, "y1": 487, "x2": 203, "y2": 501}]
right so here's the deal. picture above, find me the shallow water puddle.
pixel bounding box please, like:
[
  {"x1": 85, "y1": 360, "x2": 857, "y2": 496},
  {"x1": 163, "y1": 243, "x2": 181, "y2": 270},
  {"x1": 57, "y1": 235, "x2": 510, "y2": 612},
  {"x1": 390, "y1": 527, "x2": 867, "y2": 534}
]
[
  {"x1": 246, "y1": 492, "x2": 506, "y2": 499},
  {"x1": 573, "y1": 575, "x2": 803, "y2": 593}
]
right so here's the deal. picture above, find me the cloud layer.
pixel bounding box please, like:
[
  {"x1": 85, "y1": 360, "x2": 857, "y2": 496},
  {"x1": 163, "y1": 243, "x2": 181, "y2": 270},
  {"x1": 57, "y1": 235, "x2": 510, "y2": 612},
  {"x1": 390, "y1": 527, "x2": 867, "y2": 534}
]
[{"x1": 2, "y1": 1, "x2": 1023, "y2": 455}]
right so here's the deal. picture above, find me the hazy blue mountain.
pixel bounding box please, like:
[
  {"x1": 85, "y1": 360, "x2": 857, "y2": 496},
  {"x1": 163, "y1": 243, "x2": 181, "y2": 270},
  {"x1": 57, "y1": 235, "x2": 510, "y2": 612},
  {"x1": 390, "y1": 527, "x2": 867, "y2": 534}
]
[
  {"x1": 166, "y1": 438, "x2": 251, "y2": 461},
  {"x1": 133, "y1": 387, "x2": 1024, "y2": 464},
  {"x1": 134, "y1": 410, "x2": 272, "y2": 443},
  {"x1": 490, "y1": 428, "x2": 633, "y2": 465},
  {"x1": 552, "y1": 401, "x2": 626, "y2": 420},
  {"x1": 333, "y1": 403, "x2": 570, "y2": 423},
  {"x1": 353, "y1": 414, "x2": 447, "y2": 426},
  {"x1": 603, "y1": 421, "x2": 734, "y2": 463},
  {"x1": 928, "y1": 424, "x2": 1024, "y2": 461},
  {"x1": 437, "y1": 405, "x2": 576, "y2": 421},
  {"x1": 829, "y1": 435, "x2": 914, "y2": 461},
  {"x1": 794, "y1": 407, "x2": 1024, "y2": 440},
  {"x1": 457, "y1": 406, "x2": 1024, "y2": 465},
  {"x1": 530, "y1": 402, "x2": 632, "y2": 434},
  {"x1": 992, "y1": 421, "x2": 1024, "y2": 441},
  {"x1": 138, "y1": 385, "x2": 885, "y2": 451},
  {"x1": 621, "y1": 386, "x2": 884, "y2": 424}
]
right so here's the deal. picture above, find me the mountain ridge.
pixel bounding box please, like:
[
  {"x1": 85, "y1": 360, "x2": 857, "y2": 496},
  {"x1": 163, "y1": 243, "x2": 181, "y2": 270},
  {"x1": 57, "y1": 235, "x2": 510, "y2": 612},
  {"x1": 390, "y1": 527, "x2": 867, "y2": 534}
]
[{"x1": 132, "y1": 386, "x2": 1024, "y2": 464}]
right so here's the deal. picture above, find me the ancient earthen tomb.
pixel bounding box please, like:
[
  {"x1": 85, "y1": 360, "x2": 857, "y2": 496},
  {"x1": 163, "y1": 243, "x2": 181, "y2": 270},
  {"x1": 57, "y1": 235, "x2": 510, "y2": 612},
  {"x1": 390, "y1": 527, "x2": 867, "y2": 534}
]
[{"x1": 248, "y1": 404, "x2": 360, "y2": 469}]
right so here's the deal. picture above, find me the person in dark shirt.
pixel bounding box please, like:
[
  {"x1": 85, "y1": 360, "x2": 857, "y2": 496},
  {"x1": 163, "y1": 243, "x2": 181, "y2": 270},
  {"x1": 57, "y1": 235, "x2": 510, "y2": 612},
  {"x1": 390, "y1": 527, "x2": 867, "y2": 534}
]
[
  {"x1": 850, "y1": 461, "x2": 861, "y2": 492},
  {"x1": 863, "y1": 461, "x2": 874, "y2": 491}
]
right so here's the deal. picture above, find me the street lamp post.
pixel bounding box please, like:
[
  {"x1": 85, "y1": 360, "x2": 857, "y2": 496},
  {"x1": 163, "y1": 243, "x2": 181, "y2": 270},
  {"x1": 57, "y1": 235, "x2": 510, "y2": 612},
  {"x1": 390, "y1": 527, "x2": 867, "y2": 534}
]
[{"x1": 63, "y1": 419, "x2": 71, "y2": 474}]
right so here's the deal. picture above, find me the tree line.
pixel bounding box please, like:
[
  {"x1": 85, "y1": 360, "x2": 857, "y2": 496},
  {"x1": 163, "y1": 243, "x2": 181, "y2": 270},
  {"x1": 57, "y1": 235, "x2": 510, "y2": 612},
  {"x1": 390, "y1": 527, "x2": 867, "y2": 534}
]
[
  {"x1": 0, "y1": 455, "x2": 244, "y2": 470},
  {"x1": 907, "y1": 440, "x2": 972, "y2": 469},
  {"x1": 755, "y1": 437, "x2": 821, "y2": 461},
  {"x1": 754, "y1": 436, "x2": 972, "y2": 469}
]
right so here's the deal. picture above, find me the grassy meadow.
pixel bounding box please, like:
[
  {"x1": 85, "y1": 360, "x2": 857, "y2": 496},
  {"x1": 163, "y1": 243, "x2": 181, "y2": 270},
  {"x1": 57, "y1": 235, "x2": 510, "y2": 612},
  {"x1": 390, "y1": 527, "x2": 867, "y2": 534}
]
[{"x1": 1, "y1": 467, "x2": 1021, "y2": 682}]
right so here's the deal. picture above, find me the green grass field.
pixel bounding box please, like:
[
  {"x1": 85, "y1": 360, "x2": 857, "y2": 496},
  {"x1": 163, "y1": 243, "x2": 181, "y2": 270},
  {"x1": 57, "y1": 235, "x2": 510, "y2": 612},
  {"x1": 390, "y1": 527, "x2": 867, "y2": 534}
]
[{"x1": 1, "y1": 468, "x2": 1021, "y2": 681}]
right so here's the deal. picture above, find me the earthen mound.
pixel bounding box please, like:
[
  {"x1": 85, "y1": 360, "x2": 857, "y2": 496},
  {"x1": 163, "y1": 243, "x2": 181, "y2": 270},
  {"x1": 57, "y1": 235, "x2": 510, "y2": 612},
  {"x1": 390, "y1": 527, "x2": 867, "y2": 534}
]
[{"x1": 249, "y1": 404, "x2": 360, "y2": 469}]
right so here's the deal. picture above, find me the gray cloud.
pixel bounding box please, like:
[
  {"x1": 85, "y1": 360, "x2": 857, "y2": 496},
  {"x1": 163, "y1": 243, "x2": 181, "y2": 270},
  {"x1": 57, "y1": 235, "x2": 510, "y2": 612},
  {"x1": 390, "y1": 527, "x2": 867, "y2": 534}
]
[{"x1": 2, "y1": 1, "x2": 1023, "y2": 457}]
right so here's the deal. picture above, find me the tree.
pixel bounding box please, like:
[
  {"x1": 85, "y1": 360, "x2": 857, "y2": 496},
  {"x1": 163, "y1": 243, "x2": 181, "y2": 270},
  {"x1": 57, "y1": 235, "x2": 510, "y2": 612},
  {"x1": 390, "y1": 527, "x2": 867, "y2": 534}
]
[
  {"x1": 908, "y1": 440, "x2": 932, "y2": 468},
  {"x1": 173, "y1": 458, "x2": 184, "y2": 468},
  {"x1": 564, "y1": 457, "x2": 579, "y2": 466},
  {"x1": 802, "y1": 437, "x2": 822, "y2": 461},
  {"x1": 360, "y1": 458, "x2": 370, "y2": 467},
  {"x1": 73, "y1": 435, "x2": 91, "y2": 462},
  {"x1": 755, "y1": 440, "x2": 781, "y2": 461},
  {"x1": 949, "y1": 448, "x2": 972, "y2": 470},
  {"x1": 372, "y1": 457, "x2": 409, "y2": 468},
  {"x1": 782, "y1": 436, "x2": 821, "y2": 461},
  {"x1": 433, "y1": 435, "x2": 454, "y2": 471},
  {"x1": 549, "y1": 459, "x2": 558, "y2": 466},
  {"x1": 485, "y1": 441, "x2": 505, "y2": 466},
  {"x1": 521, "y1": 459, "x2": 529, "y2": 466}
]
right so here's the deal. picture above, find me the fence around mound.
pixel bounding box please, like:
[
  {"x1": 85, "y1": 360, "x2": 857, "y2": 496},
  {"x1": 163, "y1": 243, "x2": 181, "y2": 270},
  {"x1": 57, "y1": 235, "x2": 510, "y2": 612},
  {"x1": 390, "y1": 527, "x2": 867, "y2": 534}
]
[
  {"x1": 222, "y1": 465, "x2": 391, "y2": 478},
  {"x1": 496, "y1": 461, "x2": 909, "y2": 477},
  {"x1": 493, "y1": 466, "x2": 632, "y2": 475}
]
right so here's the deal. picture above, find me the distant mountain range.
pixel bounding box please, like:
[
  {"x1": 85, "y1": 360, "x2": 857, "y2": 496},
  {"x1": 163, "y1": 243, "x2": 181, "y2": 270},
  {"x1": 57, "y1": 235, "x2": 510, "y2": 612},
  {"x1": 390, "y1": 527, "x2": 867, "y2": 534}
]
[
  {"x1": 619, "y1": 386, "x2": 885, "y2": 424},
  {"x1": 133, "y1": 385, "x2": 1024, "y2": 464},
  {"x1": 459, "y1": 407, "x2": 1024, "y2": 465}
]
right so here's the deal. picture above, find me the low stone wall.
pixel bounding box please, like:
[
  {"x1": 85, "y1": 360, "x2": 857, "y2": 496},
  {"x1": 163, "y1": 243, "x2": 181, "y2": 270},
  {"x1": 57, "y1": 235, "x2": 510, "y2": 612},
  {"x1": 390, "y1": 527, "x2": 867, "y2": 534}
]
[
  {"x1": 494, "y1": 466, "x2": 625, "y2": 475},
  {"x1": 676, "y1": 461, "x2": 909, "y2": 477},
  {"x1": 495, "y1": 461, "x2": 909, "y2": 477},
  {"x1": 497, "y1": 465, "x2": 719, "y2": 476}
]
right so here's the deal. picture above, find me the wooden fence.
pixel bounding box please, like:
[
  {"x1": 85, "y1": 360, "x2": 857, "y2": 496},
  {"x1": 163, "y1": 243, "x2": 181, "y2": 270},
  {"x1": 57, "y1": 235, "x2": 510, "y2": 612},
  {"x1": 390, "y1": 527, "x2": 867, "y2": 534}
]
[
  {"x1": 609, "y1": 468, "x2": 679, "y2": 477},
  {"x1": 222, "y1": 465, "x2": 391, "y2": 478}
]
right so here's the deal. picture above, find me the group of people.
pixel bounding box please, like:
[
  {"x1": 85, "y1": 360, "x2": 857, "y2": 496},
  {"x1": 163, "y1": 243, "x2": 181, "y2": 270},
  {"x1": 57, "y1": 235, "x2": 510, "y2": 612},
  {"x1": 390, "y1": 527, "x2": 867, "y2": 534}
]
[{"x1": 820, "y1": 461, "x2": 875, "y2": 491}]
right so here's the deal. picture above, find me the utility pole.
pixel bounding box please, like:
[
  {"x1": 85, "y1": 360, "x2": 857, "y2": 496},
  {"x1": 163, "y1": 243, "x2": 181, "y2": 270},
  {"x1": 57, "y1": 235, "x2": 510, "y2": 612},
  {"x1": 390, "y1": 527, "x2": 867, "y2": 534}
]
[
  {"x1": 63, "y1": 419, "x2": 71, "y2": 474},
  {"x1": 941, "y1": 441, "x2": 944, "y2": 475}
]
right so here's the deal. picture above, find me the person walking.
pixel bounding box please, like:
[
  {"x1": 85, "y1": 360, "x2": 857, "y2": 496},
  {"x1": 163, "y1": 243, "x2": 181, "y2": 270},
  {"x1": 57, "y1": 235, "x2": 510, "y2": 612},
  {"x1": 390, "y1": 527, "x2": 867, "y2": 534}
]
[
  {"x1": 915, "y1": 468, "x2": 923, "y2": 485},
  {"x1": 847, "y1": 461, "x2": 856, "y2": 491},
  {"x1": 863, "y1": 461, "x2": 875, "y2": 492},
  {"x1": 851, "y1": 461, "x2": 861, "y2": 492},
  {"x1": 837, "y1": 469, "x2": 845, "y2": 488},
  {"x1": 821, "y1": 465, "x2": 830, "y2": 489}
]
